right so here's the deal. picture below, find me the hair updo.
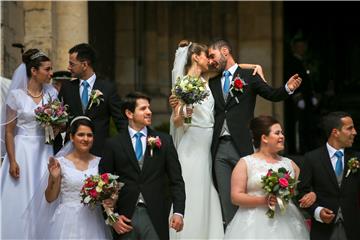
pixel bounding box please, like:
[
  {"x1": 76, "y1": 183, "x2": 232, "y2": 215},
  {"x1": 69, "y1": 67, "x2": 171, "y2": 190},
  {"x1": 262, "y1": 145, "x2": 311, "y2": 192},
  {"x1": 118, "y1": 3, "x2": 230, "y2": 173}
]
[
  {"x1": 249, "y1": 115, "x2": 280, "y2": 148},
  {"x1": 177, "y1": 39, "x2": 208, "y2": 74},
  {"x1": 22, "y1": 49, "x2": 50, "y2": 78},
  {"x1": 69, "y1": 116, "x2": 95, "y2": 136}
]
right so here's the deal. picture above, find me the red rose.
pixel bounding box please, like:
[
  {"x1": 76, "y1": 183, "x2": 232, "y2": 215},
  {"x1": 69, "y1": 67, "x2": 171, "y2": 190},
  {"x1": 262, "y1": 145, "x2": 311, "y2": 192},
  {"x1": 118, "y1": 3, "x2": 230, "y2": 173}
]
[
  {"x1": 89, "y1": 188, "x2": 98, "y2": 198},
  {"x1": 279, "y1": 178, "x2": 289, "y2": 188},
  {"x1": 101, "y1": 173, "x2": 109, "y2": 183},
  {"x1": 266, "y1": 170, "x2": 272, "y2": 177},
  {"x1": 234, "y1": 78, "x2": 243, "y2": 89}
]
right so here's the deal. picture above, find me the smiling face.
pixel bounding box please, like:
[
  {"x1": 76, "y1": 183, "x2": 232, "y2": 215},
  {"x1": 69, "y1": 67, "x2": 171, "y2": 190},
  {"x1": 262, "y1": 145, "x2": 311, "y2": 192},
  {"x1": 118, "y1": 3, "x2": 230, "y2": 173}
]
[
  {"x1": 334, "y1": 116, "x2": 357, "y2": 148},
  {"x1": 208, "y1": 47, "x2": 227, "y2": 72},
  {"x1": 126, "y1": 98, "x2": 152, "y2": 131},
  {"x1": 263, "y1": 123, "x2": 285, "y2": 152},
  {"x1": 194, "y1": 51, "x2": 209, "y2": 73},
  {"x1": 32, "y1": 61, "x2": 53, "y2": 84},
  {"x1": 70, "y1": 125, "x2": 94, "y2": 153}
]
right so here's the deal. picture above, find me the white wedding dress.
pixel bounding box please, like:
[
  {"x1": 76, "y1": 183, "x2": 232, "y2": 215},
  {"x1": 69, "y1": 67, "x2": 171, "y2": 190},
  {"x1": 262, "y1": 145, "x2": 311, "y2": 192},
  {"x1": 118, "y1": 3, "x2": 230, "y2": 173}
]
[
  {"x1": 0, "y1": 86, "x2": 57, "y2": 239},
  {"x1": 37, "y1": 156, "x2": 112, "y2": 239},
  {"x1": 224, "y1": 155, "x2": 309, "y2": 240},
  {"x1": 170, "y1": 82, "x2": 224, "y2": 239}
]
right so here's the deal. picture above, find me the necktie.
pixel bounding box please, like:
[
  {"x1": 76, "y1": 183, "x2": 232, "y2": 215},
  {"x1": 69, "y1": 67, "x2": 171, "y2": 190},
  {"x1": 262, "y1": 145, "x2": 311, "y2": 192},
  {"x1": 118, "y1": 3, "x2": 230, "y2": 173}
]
[
  {"x1": 81, "y1": 81, "x2": 90, "y2": 109},
  {"x1": 223, "y1": 70, "x2": 231, "y2": 95},
  {"x1": 134, "y1": 132, "x2": 144, "y2": 161},
  {"x1": 334, "y1": 150, "x2": 343, "y2": 177}
]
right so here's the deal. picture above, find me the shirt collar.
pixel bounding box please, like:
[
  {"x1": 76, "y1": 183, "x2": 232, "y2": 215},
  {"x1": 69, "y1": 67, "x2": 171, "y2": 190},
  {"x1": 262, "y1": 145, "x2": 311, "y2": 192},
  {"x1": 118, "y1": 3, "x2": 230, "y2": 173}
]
[
  {"x1": 128, "y1": 126, "x2": 147, "y2": 138},
  {"x1": 326, "y1": 142, "x2": 344, "y2": 158},
  {"x1": 80, "y1": 73, "x2": 96, "y2": 88},
  {"x1": 225, "y1": 63, "x2": 239, "y2": 76}
]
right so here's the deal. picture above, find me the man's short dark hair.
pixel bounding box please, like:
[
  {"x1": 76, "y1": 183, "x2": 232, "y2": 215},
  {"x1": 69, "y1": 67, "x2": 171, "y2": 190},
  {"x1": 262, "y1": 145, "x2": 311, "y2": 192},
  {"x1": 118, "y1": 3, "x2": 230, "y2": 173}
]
[
  {"x1": 69, "y1": 43, "x2": 96, "y2": 68},
  {"x1": 322, "y1": 111, "x2": 352, "y2": 138},
  {"x1": 209, "y1": 39, "x2": 233, "y2": 55},
  {"x1": 121, "y1": 92, "x2": 151, "y2": 118}
]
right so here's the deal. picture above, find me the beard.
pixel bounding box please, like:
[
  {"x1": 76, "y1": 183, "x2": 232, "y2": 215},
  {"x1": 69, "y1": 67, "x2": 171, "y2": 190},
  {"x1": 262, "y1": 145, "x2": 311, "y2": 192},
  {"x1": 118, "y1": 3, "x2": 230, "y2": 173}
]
[{"x1": 218, "y1": 54, "x2": 227, "y2": 72}]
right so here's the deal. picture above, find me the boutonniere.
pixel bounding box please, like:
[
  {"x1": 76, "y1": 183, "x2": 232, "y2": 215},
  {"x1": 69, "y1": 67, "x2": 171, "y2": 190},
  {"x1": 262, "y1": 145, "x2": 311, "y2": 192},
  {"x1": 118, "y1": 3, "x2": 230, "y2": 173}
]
[
  {"x1": 88, "y1": 89, "x2": 104, "y2": 109},
  {"x1": 229, "y1": 74, "x2": 247, "y2": 103},
  {"x1": 345, "y1": 157, "x2": 360, "y2": 178},
  {"x1": 147, "y1": 136, "x2": 162, "y2": 157}
]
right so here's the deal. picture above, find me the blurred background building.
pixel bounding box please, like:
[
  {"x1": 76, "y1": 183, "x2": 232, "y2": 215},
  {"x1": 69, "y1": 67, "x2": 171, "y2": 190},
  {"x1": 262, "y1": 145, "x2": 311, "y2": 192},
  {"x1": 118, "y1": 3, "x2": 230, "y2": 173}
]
[{"x1": 1, "y1": 1, "x2": 359, "y2": 152}]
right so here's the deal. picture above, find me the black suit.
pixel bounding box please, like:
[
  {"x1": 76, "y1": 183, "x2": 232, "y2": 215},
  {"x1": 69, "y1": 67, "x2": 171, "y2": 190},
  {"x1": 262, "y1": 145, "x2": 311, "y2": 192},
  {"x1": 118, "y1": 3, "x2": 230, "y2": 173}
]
[
  {"x1": 209, "y1": 66, "x2": 289, "y2": 159},
  {"x1": 298, "y1": 146, "x2": 360, "y2": 240},
  {"x1": 208, "y1": 66, "x2": 291, "y2": 224},
  {"x1": 99, "y1": 128, "x2": 185, "y2": 240},
  {"x1": 54, "y1": 76, "x2": 127, "y2": 156}
]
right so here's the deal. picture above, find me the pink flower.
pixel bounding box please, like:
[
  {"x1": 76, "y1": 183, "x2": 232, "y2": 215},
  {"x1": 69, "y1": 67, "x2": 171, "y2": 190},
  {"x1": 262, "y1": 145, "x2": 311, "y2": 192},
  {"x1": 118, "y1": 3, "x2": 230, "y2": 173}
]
[
  {"x1": 89, "y1": 189, "x2": 98, "y2": 198},
  {"x1": 279, "y1": 178, "x2": 289, "y2": 188},
  {"x1": 284, "y1": 173, "x2": 290, "y2": 179},
  {"x1": 266, "y1": 170, "x2": 272, "y2": 177},
  {"x1": 101, "y1": 173, "x2": 109, "y2": 184},
  {"x1": 155, "y1": 138, "x2": 162, "y2": 148}
]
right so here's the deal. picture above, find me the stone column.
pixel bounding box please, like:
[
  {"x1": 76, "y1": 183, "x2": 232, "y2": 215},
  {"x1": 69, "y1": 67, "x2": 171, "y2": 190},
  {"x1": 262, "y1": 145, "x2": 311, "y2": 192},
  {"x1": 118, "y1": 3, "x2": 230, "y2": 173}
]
[
  {"x1": 53, "y1": 1, "x2": 88, "y2": 71},
  {"x1": 237, "y1": 1, "x2": 284, "y2": 122},
  {"x1": 1, "y1": 1, "x2": 25, "y2": 78}
]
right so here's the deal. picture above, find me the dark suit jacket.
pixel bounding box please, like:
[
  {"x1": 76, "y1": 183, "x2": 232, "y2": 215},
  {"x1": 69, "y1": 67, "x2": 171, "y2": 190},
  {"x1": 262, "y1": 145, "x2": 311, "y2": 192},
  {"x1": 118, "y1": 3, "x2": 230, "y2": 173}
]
[
  {"x1": 208, "y1": 66, "x2": 289, "y2": 159},
  {"x1": 298, "y1": 146, "x2": 360, "y2": 240},
  {"x1": 99, "y1": 127, "x2": 185, "y2": 240},
  {"x1": 54, "y1": 76, "x2": 127, "y2": 156}
]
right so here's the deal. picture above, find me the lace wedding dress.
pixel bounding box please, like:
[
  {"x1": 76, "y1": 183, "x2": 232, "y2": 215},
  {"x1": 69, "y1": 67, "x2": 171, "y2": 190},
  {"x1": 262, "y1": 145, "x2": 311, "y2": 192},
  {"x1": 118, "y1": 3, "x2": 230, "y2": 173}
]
[
  {"x1": 224, "y1": 155, "x2": 309, "y2": 239},
  {"x1": 170, "y1": 82, "x2": 224, "y2": 239},
  {"x1": 37, "y1": 156, "x2": 112, "y2": 239},
  {"x1": 0, "y1": 86, "x2": 57, "y2": 239}
]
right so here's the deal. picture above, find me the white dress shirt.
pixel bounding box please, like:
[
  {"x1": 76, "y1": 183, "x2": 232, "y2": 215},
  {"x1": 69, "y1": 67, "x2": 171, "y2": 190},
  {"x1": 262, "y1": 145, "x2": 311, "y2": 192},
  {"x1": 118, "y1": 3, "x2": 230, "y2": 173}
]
[
  {"x1": 128, "y1": 126, "x2": 147, "y2": 156},
  {"x1": 79, "y1": 73, "x2": 96, "y2": 101},
  {"x1": 314, "y1": 143, "x2": 344, "y2": 223}
]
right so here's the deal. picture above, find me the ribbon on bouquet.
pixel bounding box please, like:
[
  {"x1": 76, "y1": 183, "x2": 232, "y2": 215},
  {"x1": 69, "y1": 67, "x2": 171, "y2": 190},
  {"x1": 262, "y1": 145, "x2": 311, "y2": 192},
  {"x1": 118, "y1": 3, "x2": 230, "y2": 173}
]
[
  {"x1": 44, "y1": 125, "x2": 55, "y2": 144},
  {"x1": 266, "y1": 195, "x2": 287, "y2": 218}
]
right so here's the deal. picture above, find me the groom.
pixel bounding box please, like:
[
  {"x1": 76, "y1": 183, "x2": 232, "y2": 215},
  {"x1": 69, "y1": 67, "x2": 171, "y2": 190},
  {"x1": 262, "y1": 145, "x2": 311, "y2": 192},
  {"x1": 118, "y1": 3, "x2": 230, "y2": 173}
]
[
  {"x1": 207, "y1": 39, "x2": 302, "y2": 226},
  {"x1": 99, "y1": 92, "x2": 185, "y2": 240},
  {"x1": 54, "y1": 43, "x2": 127, "y2": 156},
  {"x1": 298, "y1": 111, "x2": 359, "y2": 240}
]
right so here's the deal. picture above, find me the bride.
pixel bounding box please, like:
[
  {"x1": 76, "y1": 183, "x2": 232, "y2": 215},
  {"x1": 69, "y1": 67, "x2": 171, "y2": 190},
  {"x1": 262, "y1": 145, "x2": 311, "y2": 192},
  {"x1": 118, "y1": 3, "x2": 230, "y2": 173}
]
[
  {"x1": 25, "y1": 116, "x2": 112, "y2": 239},
  {"x1": 224, "y1": 115, "x2": 315, "y2": 239},
  {"x1": 169, "y1": 40, "x2": 224, "y2": 239},
  {"x1": 0, "y1": 49, "x2": 57, "y2": 239}
]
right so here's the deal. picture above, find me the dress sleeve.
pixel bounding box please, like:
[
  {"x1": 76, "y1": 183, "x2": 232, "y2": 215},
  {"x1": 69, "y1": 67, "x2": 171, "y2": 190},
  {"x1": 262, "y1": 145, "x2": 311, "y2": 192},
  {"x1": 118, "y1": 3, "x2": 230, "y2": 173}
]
[{"x1": 6, "y1": 89, "x2": 21, "y2": 111}]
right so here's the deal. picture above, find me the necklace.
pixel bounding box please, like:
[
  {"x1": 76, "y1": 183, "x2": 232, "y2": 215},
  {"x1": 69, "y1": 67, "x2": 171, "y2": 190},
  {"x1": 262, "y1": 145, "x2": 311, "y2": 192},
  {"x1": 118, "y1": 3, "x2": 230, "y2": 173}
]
[{"x1": 27, "y1": 89, "x2": 43, "y2": 98}]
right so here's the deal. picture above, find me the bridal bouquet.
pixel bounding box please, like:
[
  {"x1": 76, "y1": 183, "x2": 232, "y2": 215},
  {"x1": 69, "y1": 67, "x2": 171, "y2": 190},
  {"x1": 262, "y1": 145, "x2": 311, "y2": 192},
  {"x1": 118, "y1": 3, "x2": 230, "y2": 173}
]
[
  {"x1": 261, "y1": 167, "x2": 299, "y2": 218},
  {"x1": 80, "y1": 173, "x2": 124, "y2": 225},
  {"x1": 34, "y1": 94, "x2": 69, "y2": 144},
  {"x1": 172, "y1": 75, "x2": 209, "y2": 124}
]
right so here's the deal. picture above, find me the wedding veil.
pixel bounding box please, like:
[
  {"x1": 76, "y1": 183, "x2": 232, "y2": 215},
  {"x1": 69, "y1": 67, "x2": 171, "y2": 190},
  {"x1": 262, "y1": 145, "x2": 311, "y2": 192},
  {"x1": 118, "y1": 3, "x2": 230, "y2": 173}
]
[
  {"x1": 170, "y1": 43, "x2": 191, "y2": 148},
  {"x1": 0, "y1": 63, "x2": 28, "y2": 158}
]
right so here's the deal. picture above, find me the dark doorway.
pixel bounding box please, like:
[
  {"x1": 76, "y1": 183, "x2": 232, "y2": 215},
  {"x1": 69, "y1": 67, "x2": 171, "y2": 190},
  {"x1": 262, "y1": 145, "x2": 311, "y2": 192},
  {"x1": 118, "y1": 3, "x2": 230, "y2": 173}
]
[{"x1": 284, "y1": 2, "x2": 360, "y2": 152}]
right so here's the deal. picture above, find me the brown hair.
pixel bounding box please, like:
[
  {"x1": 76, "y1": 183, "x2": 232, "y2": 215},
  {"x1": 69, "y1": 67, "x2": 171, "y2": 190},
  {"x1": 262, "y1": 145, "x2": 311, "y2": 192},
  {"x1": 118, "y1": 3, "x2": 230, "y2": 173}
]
[
  {"x1": 178, "y1": 39, "x2": 208, "y2": 74},
  {"x1": 22, "y1": 49, "x2": 50, "y2": 78},
  {"x1": 250, "y1": 115, "x2": 280, "y2": 148}
]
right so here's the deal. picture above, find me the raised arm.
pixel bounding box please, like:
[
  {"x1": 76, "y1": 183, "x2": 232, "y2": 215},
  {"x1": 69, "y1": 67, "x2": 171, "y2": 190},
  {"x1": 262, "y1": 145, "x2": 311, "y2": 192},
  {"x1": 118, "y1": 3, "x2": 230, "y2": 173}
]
[{"x1": 45, "y1": 157, "x2": 62, "y2": 203}]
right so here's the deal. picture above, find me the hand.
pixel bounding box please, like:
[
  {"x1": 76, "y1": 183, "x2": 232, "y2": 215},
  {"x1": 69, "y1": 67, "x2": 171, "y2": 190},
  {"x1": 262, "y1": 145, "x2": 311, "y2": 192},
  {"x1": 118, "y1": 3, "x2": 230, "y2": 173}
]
[
  {"x1": 169, "y1": 214, "x2": 184, "y2": 232},
  {"x1": 169, "y1": 94, "x2": 179, "y2": 109},
  {"x1": 267, "y1": 194, "x2": 277, "y2": 208},
  {"x1": 112, "y1": 215, "x2": 133, "y2": 235},
  {"x1": 102, "y1": 197, "x2": 116, "y2": 209},
  {"x1": 9, "y1": 161, "x2": 20, "y2": 179},
  {"x1": 320, "y1": 208, "x2": 335, "y2": 224},
  {"x1": 286, "y1": 73, "x2": 302, "y2": 91},
  {"x1": 252, "y1": 64, "x2": 266, "y2": 82},
  {"x1": 48, "y1": 157, "x2": 61, "y2": 179},
  {"x1": 299, "y1": 192, "x2": 317, "y2": 208}
]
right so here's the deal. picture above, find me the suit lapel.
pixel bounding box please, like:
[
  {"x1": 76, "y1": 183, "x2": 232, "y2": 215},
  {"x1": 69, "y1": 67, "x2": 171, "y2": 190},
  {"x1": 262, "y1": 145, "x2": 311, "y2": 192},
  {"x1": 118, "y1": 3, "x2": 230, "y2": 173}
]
[
  {"x1": 211, "y1": 75, "x2": 226, "y2": 107},
  {"x1": 69, "y1": 79, "x2": 83, "y2": 115},
  {"x1": 320, "y1": 146, "x2": 340, "y2": 189},
  {"x1": 340, "y1": 149, "x2": 351, "y2": 188},
  {"x1": 226, "y1": 67, "x2": 248, "y2": 109},
  {"x1": 121, "y1": 130, "x2": 141, "y2": 173},
  {"x1": 142, "y1": 127, "x2": 155, "y2": 173}
]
